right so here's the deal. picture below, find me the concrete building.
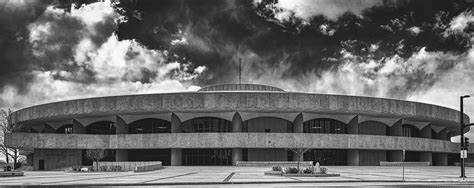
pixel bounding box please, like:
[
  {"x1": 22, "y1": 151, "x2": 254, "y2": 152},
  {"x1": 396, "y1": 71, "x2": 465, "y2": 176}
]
[{"x1": 4, "y1": 84, "x2": 470, "y2": 170}]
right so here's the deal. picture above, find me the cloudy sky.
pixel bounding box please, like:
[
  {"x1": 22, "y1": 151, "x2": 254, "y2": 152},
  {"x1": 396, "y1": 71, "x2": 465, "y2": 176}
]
[{"x1": 0, "y1": 0, "x2": 473, "y2": 139}]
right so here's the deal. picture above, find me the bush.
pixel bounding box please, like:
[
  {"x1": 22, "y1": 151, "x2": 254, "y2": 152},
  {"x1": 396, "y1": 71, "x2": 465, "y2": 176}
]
[
  {"x1": 99, "y1": 165, "x2": 108, "y2": 171},
  {"x1": 272, "y1": 166, "x2": 282, "y2": 171},
  {"x1": 72, "y1": 166, "x2": 81, "y2": 171},
  {"x1": 303, "y1": 167, "x2": 314, "y2": 174},
  {"x1": 320, "y1": 167, "x2": 328, "y2": 174},
  {"x1": 285, "y1": 167, "x2": 299, "y2": 174}
]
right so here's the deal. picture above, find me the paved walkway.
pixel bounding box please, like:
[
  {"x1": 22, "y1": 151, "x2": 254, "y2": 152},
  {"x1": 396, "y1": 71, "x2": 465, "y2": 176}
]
[{"x1": 1, "y1": 166, "x2": 474, "y2": 186}]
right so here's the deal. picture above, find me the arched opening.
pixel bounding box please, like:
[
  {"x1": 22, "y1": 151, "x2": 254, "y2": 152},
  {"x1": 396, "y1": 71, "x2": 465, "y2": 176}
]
[
  {"x1": 128, "y1": 118, "x2": 171, "y2": 134},
  {"x1": 303, "y1": 118, "x2": 347, "y2": 134},
  {"x1": 402, "y1": 124, "x2": 419, "y2": 138},
  {"x1": 56, "y1": 124, "x2": 73, "y2": 134},
  {"x1": 358, "y1": 121, "x2": 388, "y2": 135},
  {"x1": 86, "y1": 121, "x2": 116, "y2": 135},
  {"x1": 182, "y1": 117, "x2": 232, "y2": 133},
  {"x1": 242, "y1": 117, "x2": 293, "y2": 133}
]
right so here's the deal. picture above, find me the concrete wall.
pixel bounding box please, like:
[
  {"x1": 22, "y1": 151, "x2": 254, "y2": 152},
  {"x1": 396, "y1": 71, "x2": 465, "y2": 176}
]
[
  {"x1": 246, "y1": 117, "x2": 289, "y2": 133},
  {"x1": 12, "y1": 92, "x2": 467, "y2": 135},
  {"x1": 247, "y1": 149, "x2": 287, "y2": 161},
  {"x1": 7, "y1": 133, "x2": 460, "y2": 153},
  {"x1": 33, "y1": 149, "x2": 82, "y2": 170}
]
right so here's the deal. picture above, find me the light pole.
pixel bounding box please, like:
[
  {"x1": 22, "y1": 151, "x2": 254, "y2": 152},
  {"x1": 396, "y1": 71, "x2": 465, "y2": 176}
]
[{"x1": 460, "y1": 95, "x2": 470, "y2": 178}]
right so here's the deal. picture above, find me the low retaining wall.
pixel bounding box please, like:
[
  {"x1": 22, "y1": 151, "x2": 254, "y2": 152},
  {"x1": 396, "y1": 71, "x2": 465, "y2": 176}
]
[
  {"x1": 380, "y1": 161, "x2": 430, "y2": 166},
  {"x1": 134, "y1": 164, "x2": 163, "y2": 173},
  {"x1": 236, "y1": 161, "x2": 313, "y2": 167},
  {"x1": 93, "y1": 161, "x2": 162, "y2": 171}
]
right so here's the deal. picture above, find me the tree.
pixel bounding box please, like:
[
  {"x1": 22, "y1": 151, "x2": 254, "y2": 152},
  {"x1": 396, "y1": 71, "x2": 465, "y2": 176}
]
[
  {"x1": 85, "y1": 149, "x2": 107, "y2": 171},
  {"x1": 287, "y1": 148, "x2": 310, "y2": 174},
  {"x1": 0, "y1": 108, "x2": 23, "y2": 168}
]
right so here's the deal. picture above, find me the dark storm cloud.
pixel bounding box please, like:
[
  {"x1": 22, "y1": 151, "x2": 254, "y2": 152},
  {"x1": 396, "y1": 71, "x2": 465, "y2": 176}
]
[
  {"x1": 0, "y1": 1, "x2": 52, "y2": 93},
  {"x1": 116, "y1": 0, "x2": 473, "y2": 97}
]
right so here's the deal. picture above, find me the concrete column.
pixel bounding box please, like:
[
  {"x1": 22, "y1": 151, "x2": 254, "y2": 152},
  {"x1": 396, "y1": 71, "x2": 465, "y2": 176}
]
[
  {"x1": 421, "y1": 125, "x2": 431, "y2": 139},
  {"x1": 232, "y1": 148, "x2": 242, "y2": 166},
  {"x1": 347, "y1": 116, "x2": 359, "y2": 134},
  {"x1": 433, "y1": 153, "x2": 448, "y2": 166},
  {"x1": 171, "y1": 149, "x2": 182, "y2": 166},
  {"x1": 232, "y1": 113, "x2": 242, "y2": 132},
  {"x1": 72, "y1": 119, "x2": 85, "y2": 134},
  {"x1": 116, "y1": 149, "x2": 128, "y2": 161},
  {"x1": 293, "y1": 113, "x2": 303, "y2": 133},
  {"x1": 115, "y1": 116, "x2": 128, "y2": 134},
  {"x1": 420, "y1": 152, "x2": 432, "y2": 165},
  {"x1": 171, "y1": 113, "x2": 182, "y2": 133},
  {"x1": 388, "y1": 150, "x2": 403, "y2": 162},
  {"x1": 389, "y1": 120, "x2": 402, "y2": 136},
  {"x1": 348, "y1": 150, "x2": 359, "y2": 166}
]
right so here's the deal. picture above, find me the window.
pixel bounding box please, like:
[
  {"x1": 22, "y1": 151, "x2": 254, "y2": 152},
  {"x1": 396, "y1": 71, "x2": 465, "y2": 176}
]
[
  {"x1": 183, "y1": 117, "x2": 232, "y2": 133},
  {"x1": 303, "y1": 119, "x2": 346, "y2": 134},
  {"x1": 265, "y1": 129, "x2": 271, "y2": 133},
  {"x1": 65, "y1": 127, "x2": 73, "y2": 134}
]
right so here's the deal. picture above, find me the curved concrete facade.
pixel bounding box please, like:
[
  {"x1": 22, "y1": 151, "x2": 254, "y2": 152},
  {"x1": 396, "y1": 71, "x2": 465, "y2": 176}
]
[{"x1": 5, "y1": 84, "x2": 470, "y2": 170}]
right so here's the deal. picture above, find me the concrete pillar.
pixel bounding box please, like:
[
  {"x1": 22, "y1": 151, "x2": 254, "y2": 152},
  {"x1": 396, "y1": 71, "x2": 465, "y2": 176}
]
[
  {"x1": 115, "y1": 116, "x2": 128, "y2": 134},
  {"x1": 232, "y1": 148, "x2": 242, "y2": 166},
  {"x1": 116, "y1": 149, "x2": 128, "y2": 161},
  {"x1": 232, "y1": 113, "x2": 242, "y2": 132},
  {"x1": 347, "y1": 116, "x2": 359, "y2": 134},
  {"x1": 389, "y1": 120, "x2": 402, "y2": 136},
  {"x1": 293, "y1": 113, "x2": 303, "y2": 133},
  {"x1": 420, "y1": 152, "x2": 432, "y2": 165},
  {"x1": 421, "y1": 125, "x2": 431, "y2": 139},
  {"x1": 348, "y1": 150, "x2": 359, "y2": 166},
  {"x1": 388, "y1": 150, "x2": 403, "y2": 162},
  {"x1": 171, "y1": 149, "x2": 182, "y2": 166},
  {"x1": 171, "y1": 113, "x2": 182, "y2": 133},
  {"x1": 72, "y1": 119, "x2": 85, "y2": 134},
  {"x1": 433, "y1": 153, "x2": 448, "y2": 166}
]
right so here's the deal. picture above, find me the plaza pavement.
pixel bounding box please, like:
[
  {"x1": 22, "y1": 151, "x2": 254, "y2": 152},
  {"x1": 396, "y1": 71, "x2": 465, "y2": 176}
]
[{"x1": 2, "y1": 166, "x2": 474, "y2": 186}]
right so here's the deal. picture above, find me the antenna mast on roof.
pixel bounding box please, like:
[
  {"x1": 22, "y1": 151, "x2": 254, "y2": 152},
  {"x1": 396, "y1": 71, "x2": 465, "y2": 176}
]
[{"x1": 239, "y1": 58, "x2": 242, "y2": 85}]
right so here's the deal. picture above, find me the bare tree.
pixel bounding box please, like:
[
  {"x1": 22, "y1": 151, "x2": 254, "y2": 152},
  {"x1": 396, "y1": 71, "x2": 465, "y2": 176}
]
[
  {"x1": 287, "y1": 148, "x2": 310, "y2": 173},
  {"x1": 85, "y1": 149, "x2": 107, "y2": 171},
  {"x1": 0, "y1": 108, "x2": 23, "y2": 168}
]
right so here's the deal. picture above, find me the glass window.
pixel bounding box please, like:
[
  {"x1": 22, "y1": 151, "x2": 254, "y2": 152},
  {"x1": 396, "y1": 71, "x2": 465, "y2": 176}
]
[
  {"x1": 303, "y1": 119, "x2": 347, "y2": 134},
  {"x1": 183, "y1": 117, "x2": 232, "y2": 133}
]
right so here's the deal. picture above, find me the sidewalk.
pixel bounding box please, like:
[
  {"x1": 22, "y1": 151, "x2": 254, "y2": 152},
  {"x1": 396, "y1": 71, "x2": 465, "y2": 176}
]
[{"x1": 1, "y1": 166, "x2": 474, "y2": 186}]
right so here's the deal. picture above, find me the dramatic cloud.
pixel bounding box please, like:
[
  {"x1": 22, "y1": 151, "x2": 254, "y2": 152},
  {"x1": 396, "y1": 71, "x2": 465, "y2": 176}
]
[
  {"x1": 255, "y1": 0, "x2": 383, "y2": 21},
  {"x1": 0, "y1": 1, "x2": 205, "y2": 109}
]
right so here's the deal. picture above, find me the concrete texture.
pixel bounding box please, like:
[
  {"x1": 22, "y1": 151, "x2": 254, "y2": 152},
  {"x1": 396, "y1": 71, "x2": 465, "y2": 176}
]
[
  {"x1": 93, "y1": 161, "x2": 162, "y2": 172},
  {"x1": 3, "y1": 166, "x2": 474, "y2": 186},
  {"x1": 6, "y1": 133, "x2": 462, "y2": 153},
  {"x1": 33, "y1": 149, "x2": 82, "y2": 171},
  {"x1": 198, "y1": 84, "x2": 285, "y2": 92},
  {"x1": 11, "y1": 92, "x2": 468, "y2": 136}
]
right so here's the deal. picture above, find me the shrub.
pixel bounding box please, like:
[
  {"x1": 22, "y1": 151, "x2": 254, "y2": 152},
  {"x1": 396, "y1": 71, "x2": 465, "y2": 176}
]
[
  {"x1": 285, "y1": 167, "x2": 299, "y2": 174},
  {"x1": 272, "y1": 166, "x2": 282, "y2": 171},
  {"x1": 303, "y1": 167, "x2": 314, "y2": 174},
  {"x1": 99, "y1": 165, "x2": 108, "y2": 171},
  {"x1": 72, "y1": 166, "x2": 81, "y2": 171},
  {"x1": 320, "y1": 167, "x2": 328, "y2": 174}
]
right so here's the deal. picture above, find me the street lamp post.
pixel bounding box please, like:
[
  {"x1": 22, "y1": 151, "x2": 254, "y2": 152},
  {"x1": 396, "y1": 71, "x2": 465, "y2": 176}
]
[{"x1": 460, "y1": 95, "x2": 470, "y2": 178}]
